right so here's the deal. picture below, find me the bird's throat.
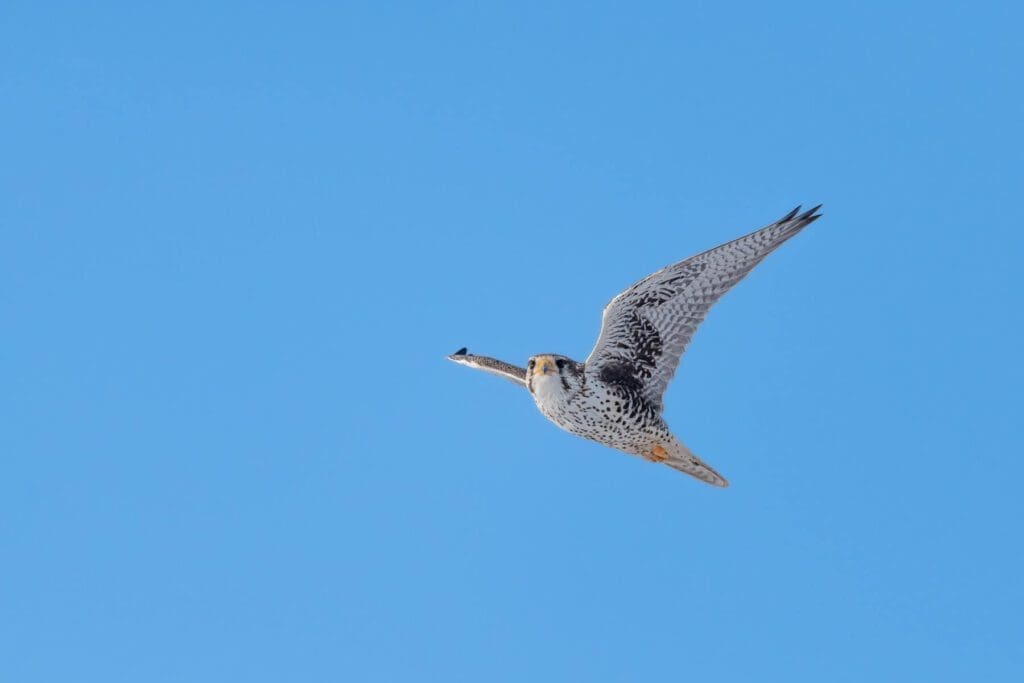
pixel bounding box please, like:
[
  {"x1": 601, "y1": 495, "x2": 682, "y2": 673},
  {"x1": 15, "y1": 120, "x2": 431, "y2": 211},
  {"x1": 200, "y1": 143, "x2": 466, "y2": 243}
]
[{"x1": 531, "y1": 373, "x2": 565, "y2": 407}]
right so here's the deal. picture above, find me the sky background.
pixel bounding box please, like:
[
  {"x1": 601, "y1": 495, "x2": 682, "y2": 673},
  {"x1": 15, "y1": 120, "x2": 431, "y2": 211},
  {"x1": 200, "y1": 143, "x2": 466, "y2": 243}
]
[{"x1": 3, "y1": 2, "x2": 1023, "y2": 681}]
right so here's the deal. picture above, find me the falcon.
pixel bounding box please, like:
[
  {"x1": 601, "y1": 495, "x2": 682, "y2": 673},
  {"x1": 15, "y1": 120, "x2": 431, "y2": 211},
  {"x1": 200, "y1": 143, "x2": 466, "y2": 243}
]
[{"x1": 448, "y1": 206, "x2": 822, "y2": 486}]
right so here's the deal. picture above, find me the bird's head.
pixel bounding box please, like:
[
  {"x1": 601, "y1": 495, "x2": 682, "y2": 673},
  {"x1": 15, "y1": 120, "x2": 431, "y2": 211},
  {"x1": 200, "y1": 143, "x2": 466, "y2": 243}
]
[{"x1": 526, "y1": 354, "x2": 584, "y2": 399}]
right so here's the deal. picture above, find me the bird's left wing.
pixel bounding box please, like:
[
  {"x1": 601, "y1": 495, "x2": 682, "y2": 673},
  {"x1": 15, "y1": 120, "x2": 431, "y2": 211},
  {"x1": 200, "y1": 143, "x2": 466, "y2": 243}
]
[
  {"x1": 446, "y1": 347, "x2": 528, "y2": 387},
  {"x1": 585, "y1": 206, "x2": 821, "y2": 412}
]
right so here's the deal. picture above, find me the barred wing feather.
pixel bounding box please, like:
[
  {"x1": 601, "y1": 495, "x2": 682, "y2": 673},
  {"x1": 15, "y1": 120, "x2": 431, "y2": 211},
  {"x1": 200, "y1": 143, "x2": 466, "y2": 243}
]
[{"x1": 585, "y1": 206, "x2": 821, "y2": 412}]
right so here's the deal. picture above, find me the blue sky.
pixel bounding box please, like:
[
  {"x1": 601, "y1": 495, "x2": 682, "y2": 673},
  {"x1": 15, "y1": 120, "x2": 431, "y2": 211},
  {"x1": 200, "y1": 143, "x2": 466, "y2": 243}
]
[{"x1": 3, "y1": 2, "x2": 1022, "y2": 681}]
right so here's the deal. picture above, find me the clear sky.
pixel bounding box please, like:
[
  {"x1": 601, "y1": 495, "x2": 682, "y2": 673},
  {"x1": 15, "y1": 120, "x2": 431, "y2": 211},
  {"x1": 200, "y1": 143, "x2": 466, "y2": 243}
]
[{"x1": 3, "y1": 2, "x2": 1022, "y2": 681}]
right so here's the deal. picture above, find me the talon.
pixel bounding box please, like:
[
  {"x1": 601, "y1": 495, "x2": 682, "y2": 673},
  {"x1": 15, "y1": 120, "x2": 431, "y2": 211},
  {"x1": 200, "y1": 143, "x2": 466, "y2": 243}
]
[{"x1": 651, "y1": 444, "x2": 669, "y2": 462}]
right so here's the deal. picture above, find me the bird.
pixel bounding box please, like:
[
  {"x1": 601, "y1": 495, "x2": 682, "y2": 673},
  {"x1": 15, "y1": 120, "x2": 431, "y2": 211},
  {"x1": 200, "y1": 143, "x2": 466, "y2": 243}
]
[{"x1": 447, "y1": 205, "x2": 821, "y2": 486}]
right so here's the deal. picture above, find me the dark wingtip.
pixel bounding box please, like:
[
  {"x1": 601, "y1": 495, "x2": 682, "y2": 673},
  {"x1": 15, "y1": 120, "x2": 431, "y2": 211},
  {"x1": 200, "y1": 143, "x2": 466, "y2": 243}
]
[
  {"x1": 446, "y1": 347, "x2": 469, "y2": 363},
  {"x1": 780, "y1": 205, "x2": 802, "y2": 222},
  {"x1": 780, "y1": 204, "x2": 823, "y2": 226},
  {"x1": 799, "y1": 204, "x2": 823, "y2": 223}
]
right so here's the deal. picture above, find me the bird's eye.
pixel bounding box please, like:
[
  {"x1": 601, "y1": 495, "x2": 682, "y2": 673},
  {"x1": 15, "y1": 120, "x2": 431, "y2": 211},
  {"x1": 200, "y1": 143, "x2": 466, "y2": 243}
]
[{"x1": 555, "y1": 359, "x2": 566, "y2": 370}]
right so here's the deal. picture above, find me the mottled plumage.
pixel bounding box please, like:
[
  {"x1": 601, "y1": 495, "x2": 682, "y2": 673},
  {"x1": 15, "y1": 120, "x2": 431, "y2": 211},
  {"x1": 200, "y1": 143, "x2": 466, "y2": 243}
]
[{"x1": 448, "y1": 206, "x2": 822, "y2": 486}]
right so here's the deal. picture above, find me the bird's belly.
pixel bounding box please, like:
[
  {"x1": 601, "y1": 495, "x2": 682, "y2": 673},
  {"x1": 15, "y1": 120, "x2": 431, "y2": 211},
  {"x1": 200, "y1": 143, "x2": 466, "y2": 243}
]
[{"x1": 536, "y1": 397, "x2": 663, "y2": 454}]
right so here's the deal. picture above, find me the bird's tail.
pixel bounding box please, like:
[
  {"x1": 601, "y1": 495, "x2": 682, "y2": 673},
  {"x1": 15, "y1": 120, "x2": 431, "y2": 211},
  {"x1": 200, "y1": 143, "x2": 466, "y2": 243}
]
[{"x1": 662, "y1": 437, "x2": 729, "y2": 487}]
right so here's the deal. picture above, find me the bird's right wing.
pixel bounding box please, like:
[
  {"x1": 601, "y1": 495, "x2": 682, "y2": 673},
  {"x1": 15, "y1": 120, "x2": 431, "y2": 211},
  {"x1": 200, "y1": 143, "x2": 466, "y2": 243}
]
[{"x1": 446, "y1": 348, "x2": 528, "y2": 388}]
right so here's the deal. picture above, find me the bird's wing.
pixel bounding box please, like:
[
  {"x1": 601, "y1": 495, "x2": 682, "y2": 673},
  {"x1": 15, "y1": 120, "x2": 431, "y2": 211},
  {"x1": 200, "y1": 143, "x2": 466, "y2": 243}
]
[
  {"x1": 446, "y1": 348, "x2": 528, "y2": 387},
  {"x1": 585, "y1": 206, "x2": 821, "y2": 412}
]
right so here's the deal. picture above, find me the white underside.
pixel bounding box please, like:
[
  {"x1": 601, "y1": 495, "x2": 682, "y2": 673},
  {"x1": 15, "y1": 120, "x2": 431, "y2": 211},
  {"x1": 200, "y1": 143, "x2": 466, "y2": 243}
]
[{"x1": 530, "y1": 373, "x2": 564, "y2": 410}]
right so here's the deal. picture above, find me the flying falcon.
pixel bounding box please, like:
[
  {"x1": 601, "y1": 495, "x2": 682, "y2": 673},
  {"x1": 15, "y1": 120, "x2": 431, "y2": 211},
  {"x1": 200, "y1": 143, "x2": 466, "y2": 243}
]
[{"x1": 448, "y1": 206, "x2": 821, "y2": 487}]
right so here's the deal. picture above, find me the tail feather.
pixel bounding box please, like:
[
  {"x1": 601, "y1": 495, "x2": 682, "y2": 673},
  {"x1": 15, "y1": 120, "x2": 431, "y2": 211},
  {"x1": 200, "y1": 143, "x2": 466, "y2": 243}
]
[{"x1": 665, "y1": 438, "x2": 729, "y2": 487}]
